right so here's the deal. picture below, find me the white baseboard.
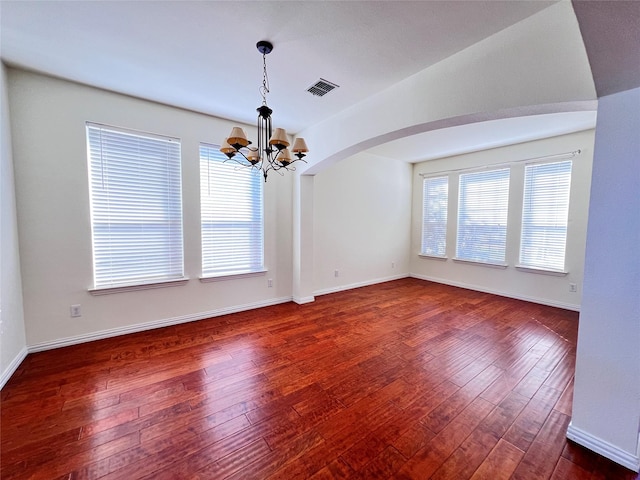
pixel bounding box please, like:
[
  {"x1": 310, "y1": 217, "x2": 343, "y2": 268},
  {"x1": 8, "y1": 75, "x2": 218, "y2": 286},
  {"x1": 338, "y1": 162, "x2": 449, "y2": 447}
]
[
  {"x1": 27, "y1": 296, "x2": 293, "y2": 353},
  {"x1": 409, "y1": 273, "x2": 580, "y2": 312},
  {"x1": 567, "y1": 423, "x2": 640, "y2": 472},
  {"x1": 314, "y1": 274, "x2": 410, "y2": 298},
  {"x1": 293, "y1": 296, "x2": 315, "y2": 305},
  {"x1": 1, "y1": 346, "x2": 28, "y2": 390}
]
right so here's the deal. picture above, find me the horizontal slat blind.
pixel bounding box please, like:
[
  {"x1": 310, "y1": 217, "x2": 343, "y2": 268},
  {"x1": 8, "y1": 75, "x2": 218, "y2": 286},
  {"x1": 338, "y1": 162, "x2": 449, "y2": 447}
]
[
  {"x1": 87, "y1": 124, "x2": 184, "y2": 288},
  {"x1": 421, "y1": 176, "x2": 448, "y2": 256},
  {"x1": 519, "y1": 160, "x2": 572, "y2": 270},
  {"x1": 457, "y1": 168, "x2": 510, "y2": 264},
  {"x1": 200, "y1": 144, "x2": 264, "y2": 277}
]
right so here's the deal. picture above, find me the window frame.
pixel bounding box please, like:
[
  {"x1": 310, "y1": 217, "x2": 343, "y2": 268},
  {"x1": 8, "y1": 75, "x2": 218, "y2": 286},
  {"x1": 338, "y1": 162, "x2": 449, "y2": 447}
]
[
  {"x1": 420, "y1": 175, "x2": 449, "y2": 258},
  {"x1": 455, "y1": 167, "x2": 511, "y2": 267},
  {"x1": 86, "y1": 122, "x2": 185, "y2": 293},
  {"x1": 517, "y1": 159, "x2": 573, "y2": 274},
  {"x1": 199, "y1": 143, "x2": 265, "y2": 280}
]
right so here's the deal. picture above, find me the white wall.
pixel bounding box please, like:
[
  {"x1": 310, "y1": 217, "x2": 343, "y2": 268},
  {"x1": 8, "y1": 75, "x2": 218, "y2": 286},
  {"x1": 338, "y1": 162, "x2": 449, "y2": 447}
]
[
  {"x1": 293, "y1": 174, "x2": 315, "y2": 304},
  {"x1": 569, "y1": 87, "x2": 640, "y2": 472},
  {"x1": 313, "y1": 152, "x2": 412, "y2": 294},
  {"x1": 8, "y1": 69, "x2": 294, "y2": 349},
  {"x1": 410, "y1": 129, "x2": 594, "y2": 310},
  {"x1": 1, "y1": 63, "x2": 27, "y2": 387}
]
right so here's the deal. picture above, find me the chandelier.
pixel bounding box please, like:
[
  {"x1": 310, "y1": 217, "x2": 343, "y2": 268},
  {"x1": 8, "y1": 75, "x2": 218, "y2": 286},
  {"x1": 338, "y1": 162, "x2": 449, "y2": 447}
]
[{"x1": 220, "y1": 40, "x2": 309, "y2": 181}]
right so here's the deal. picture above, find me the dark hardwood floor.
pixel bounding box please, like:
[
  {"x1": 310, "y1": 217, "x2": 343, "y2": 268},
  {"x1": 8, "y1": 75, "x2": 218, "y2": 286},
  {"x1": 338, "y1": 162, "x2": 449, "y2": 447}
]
[{"x1": 1, "y1": 278, "x2": 638, "y2": 479}]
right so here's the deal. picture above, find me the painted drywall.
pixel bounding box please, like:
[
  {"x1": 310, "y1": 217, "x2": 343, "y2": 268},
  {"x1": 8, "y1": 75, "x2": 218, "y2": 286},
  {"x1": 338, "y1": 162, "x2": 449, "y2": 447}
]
[
  {"x1": 299, "y1": 0, "x2": 596, "y2": 175},
  {"x1": 409, "y1": 129, "x2": 595, "y2": 310},
  {"x1": 570, "y1": 87, "x2": 640, "y2": 470},
  {"x1": 8, "y1": 69, "x2": 294, "y2": 348},
  {"x1": 293, "y1": 174, "x2": 315, "y2": 304},
  {"x1": 0, "y1": 63, "x2": 27, "y2": 386},
  {"x1": 313, "y1": 152, "x2": 412, "y2": 294}
]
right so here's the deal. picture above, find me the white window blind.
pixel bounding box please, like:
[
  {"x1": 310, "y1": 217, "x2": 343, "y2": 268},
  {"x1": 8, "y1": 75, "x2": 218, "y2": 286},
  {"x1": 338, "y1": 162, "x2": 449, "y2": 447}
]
[
  {"x1": 456, "y1": 168, "x2": 510, "y2": 264},
  {"x1": 421, "y1": 176, "x2": 449, "y2": 257},
  {"x1": 87, "y1": 123, "x2": 184, "y2": 288},
  {"x1": 200, "y1": 144, "x2": 264, "y2": 277},
  {"x1": 519, "y1": 160, "x2": 572, "y2": 271}
]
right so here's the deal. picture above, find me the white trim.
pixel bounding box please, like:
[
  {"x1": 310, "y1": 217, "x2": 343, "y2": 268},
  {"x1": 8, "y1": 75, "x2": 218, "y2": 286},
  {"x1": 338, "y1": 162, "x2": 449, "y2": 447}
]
[
  {"x1": 86, "y1": 121, "x2": 180, "y2": 143},
  {"x1": 200, "y1": 270, "x2": 267, "y2": 282},
  {"x1": 89, "y1": 278, "x2": 189, "y2": 295},
  {"x1": 409, "y1": 273, "x2": 580, "y2": 311},
  {"x1": 314, "y1": 274, "x2": 409, "y2": 297},
  {"x1": 452, "y1": 258, "x2": 508, "y2": 269},
  {"x1": 1, "y1": 346, "x2": 28, "y2": 390},
  {"x1": 566, "y1": 423, "x2": 640, "y2": 473},
  {"x1": 419, "y1": 254, "x2": 448, "y2": 261},
  {"x1": 418, "y1": 150, "x2": 581, "y2": 177},
  {"x1": 293, "y1": 296, "x2": 315, "y2": 305},
  {"x1": 524, "y1": 153, "x2": 581, "y2": 167},
  {"x1": 27, "y1": 296, "x2": 292, "y2": 353},
  {"x1": 515, "y1": 265, "x2": 568, "y2": 276}
]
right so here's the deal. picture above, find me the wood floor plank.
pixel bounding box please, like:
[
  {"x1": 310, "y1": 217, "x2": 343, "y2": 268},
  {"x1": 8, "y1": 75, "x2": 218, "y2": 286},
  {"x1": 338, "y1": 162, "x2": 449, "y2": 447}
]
[
  {"x1": 469, "y1": 439, "x2": 524, "y2": 480},
  {"x1": 550, "y1": 456, "x2": 592, "y2": 480},
  {"x1": 422, "y1": 364, "x2": 503, "y2": 433},
  {"x1": 554, "y1": 376, "x2": 575, "y2": 416},
  {"x1": 511, "y1": 409, "x2": 572, "y2": 480},
  {"x1": 2, "y1": 279, "x2": 636, "y2": 480},
  {"x1": 503, "y1": 384, "x2": 563, "y2": 452},
  {"x1": 352, "y1": 445, "x2": 406, "y2": 479},
  {"x1": 227, "y1": 429, "x2": 326, "y2": 480},
  {"x1": 190, "y1": 438, "x2": 272, "y2": 479},
  {"x1": 395, "y1": 396, "x2": 495, "y2": 479},
  {"x1": 391, "y1": 423, "x2": 436, "y2": 460},
  {"x1": 24, "y1": 432, "x2": 140, "y2": 480},
  {"x1": 428, "y1": 391, "x2": 528, "y2": 480},
  {"x1": 308, "y1": 458, "x2": 354, "y2": 480}
]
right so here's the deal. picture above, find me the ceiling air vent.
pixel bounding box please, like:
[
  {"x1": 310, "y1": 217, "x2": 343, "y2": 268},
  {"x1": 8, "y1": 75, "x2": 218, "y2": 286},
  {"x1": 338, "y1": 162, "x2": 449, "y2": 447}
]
[{"x1": 306, "y1": 78, "x2": 339, "y2": 97}]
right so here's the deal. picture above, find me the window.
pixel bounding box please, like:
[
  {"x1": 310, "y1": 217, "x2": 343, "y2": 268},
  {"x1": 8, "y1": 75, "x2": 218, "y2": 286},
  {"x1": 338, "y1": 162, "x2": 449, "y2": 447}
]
[
  {"x1": 200, "y1": 144, "x2": 264, "y2": 277},
  {"x1": 456, "y1": 168, "x2": 510, "y2": 264},
  {"x1": 519, "y1": 160, "x2": 572, "y2": 271},
  {"x1": 87, "y1": 123, "x2": 184, "y2": 289},
  {"x1": 421, "y1": 176, "x2": 448, "y2": 257}
]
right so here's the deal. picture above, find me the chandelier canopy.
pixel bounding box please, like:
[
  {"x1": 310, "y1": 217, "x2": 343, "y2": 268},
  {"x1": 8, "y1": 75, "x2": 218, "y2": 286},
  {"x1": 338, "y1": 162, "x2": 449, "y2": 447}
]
[{"x1": 221, "y1": 40, "x2": 309, "y2": 181}]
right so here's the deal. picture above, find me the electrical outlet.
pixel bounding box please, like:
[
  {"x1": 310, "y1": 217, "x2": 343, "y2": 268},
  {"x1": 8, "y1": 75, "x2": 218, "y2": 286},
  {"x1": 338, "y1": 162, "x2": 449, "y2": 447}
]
[
  {"x1": 569, "y1": 283, "x2": 578, "y2": 293},
  {"x1": 70, "y1": 304, "x2": 82, "y2": 317},
  {"x1": 334, "y1": 270, "x2": 339, "y2": 278},
  {"x1": 268, "y1": 278, "x2": 273, "y2": 288}
]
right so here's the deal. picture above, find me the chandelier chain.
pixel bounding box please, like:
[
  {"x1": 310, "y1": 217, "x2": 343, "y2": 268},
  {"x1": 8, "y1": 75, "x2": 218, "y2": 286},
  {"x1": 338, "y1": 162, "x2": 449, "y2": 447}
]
[{"x1": 260, "y1": 53, "x2": 270, "y2": 105}]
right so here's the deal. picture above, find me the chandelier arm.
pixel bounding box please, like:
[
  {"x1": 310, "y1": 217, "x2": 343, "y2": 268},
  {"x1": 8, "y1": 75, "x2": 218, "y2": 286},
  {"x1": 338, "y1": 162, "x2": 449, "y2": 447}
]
[
  {"x1": 268, "y1": 157, "x2": 307, "y2": 173},
  {"x1": 272, "y1": 164, "x2": 298, "y2": 176},
  {"x1": 275, "y1": 150, "x2": 308, "y2": 167},
  {"x1": 223, "y1": 155, "x2": 250, "y2": 167},
  {"x1": 224, "y1": 149, "x2": 259, "y2": 168},
  {"x1": 260, "y1": 157, "x2": 281, "y2": 182}
]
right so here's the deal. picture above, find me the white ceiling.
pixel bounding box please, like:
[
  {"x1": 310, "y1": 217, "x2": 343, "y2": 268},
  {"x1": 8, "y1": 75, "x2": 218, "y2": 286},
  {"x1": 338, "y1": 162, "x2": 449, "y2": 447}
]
[{"x1": 1, "y1": 0, "x2": 601, "y2": 163}]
